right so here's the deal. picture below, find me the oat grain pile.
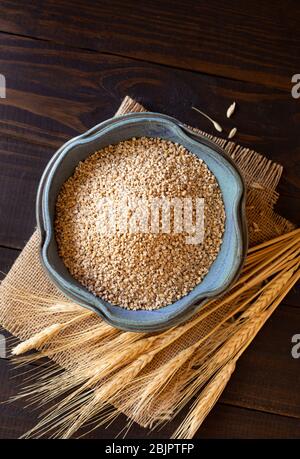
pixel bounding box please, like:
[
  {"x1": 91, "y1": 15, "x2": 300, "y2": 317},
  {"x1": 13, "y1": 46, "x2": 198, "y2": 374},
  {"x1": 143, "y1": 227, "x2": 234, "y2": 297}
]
[{"x1": 55, "y1": 137, "x2": 225, "y2": 310}]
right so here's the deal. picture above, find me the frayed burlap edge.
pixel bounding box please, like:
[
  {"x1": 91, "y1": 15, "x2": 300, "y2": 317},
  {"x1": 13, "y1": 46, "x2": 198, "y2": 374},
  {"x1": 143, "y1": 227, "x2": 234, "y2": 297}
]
[{"x1": 0, "y1": 96, "x2": 295, "y2": 429}]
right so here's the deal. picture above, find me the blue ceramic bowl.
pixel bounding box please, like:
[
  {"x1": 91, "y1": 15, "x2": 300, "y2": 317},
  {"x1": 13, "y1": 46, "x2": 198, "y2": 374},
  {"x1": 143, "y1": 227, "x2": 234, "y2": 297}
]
[{"x1": 37, "y1": 112, "x2": 247, "y2": 332}]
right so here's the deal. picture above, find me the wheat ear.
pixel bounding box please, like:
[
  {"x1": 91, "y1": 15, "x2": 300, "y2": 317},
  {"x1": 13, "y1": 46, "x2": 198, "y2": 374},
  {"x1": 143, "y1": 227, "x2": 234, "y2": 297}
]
[{"x1": 172, "y1": 361, "x2": 236, "y2": 439}]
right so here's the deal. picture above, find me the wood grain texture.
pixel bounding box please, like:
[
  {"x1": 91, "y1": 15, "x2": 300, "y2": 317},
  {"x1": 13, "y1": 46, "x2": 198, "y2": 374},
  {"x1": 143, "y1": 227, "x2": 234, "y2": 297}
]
[
  {"x1": 199, "y1": 404, "x2": 300, "y2": 439},
  {"x1": 1, "y1": 352, "x2": 300, "y2": 439},
  {"x1": 0, "y1": 0, "x2": 299, "y2": 90},
  {"x1": 0, "y1": 34, "x2": 299, "y2": 249},
  {"x1": 0, "y1": 135, "x2": 53, "y2": 248},
  {"x1": 283, "y1": 284, "x2": 300, "y2": 309},
  {"x1": 0, "y1": 4, "x2": 299, "y2": 439}
]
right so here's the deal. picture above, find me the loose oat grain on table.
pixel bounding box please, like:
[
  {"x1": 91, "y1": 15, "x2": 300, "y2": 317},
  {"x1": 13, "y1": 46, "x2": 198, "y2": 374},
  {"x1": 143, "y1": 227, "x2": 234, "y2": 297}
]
[{"x1": 55, "y1": 137, "x2": 225, "y2": 310}]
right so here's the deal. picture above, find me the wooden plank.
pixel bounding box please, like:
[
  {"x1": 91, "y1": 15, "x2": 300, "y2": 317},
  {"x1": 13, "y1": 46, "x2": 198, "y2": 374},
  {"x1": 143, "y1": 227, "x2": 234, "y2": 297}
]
[
  {"x1": 0, "y1": 32, "x2": 297, "y2": 153},
  {"x1": 0, "y1": 136, "x2": 52, "y2": 248},
  {"x1": 221, "y1": 305, "x2": 300, "y2": 418},
  {"x1": 0, "y1": 32, "x2": 299, "y2": 162},
  {"x1": 1, "y1": 354, "x2": 300, "y2": 438},
  {"x1": 0, "y1": 31, "x2": 299, "y2": 438},
  {"x1": 0, "y1": 35, "x2": 299, "y2": 249},
  {"x1": 0, "y1": 248, "x2": 299, "y2": 437},
  {"x1": 0, "y1": 246, "x2": 19, "y2": 279},
  {"x1": 199, "y1": 403, "x2": 300, "y2": 439},
  {"x1": 0, "y1": 0, "x2": 299, "y2": 90},
  {"x1": 0, "y1": 134, "x2": 297, "y2": 250},
  {"x1": 283, "y1": 284, "x2": 299, "y2": 309}
]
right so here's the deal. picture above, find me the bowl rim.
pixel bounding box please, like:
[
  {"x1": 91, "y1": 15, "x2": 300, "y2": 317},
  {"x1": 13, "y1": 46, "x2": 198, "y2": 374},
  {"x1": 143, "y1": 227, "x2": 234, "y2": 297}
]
[{"x1": 37, "y1": 112, "x2": 248, "y2": 332}]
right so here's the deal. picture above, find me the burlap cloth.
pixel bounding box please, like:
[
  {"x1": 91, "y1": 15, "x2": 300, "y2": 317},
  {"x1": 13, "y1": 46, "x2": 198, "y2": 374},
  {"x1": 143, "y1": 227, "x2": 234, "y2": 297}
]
[{"x1": 0, "y1": 96, "x2": 295, "y2": 428}]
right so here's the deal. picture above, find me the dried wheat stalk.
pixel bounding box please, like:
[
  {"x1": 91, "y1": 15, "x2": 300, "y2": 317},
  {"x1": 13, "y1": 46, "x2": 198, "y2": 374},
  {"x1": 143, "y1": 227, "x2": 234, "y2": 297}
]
[
  {"x1": 8, "y1": 229, "x2": 299, "y2": 438},
  {"x1": 172, "y1": 361, "x2": 237, "y2": 439},
  {"x1": 171, "y1": 263, "x2": 300, "y2": 438}
]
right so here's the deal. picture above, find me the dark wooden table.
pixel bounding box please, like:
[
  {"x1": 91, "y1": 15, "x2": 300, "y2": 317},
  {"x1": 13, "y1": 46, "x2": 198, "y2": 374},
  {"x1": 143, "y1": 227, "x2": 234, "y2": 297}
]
[{"x1": 0, "y1": 0, "x2": 299, "y2": 439}]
